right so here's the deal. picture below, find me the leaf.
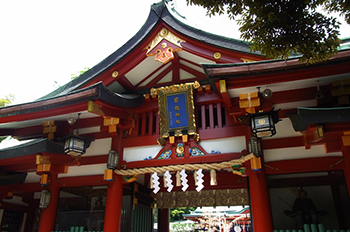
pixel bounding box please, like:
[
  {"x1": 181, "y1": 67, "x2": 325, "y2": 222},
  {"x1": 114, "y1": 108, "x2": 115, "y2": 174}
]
[{"x1": 186, "y1": 0, "x2": 347, "y2": 63}]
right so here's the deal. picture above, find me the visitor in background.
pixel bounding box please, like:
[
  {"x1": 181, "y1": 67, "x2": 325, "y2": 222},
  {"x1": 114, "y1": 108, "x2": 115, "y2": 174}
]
[{"x1": 293, "y1": 189, "x2": 318, "y2": 229}]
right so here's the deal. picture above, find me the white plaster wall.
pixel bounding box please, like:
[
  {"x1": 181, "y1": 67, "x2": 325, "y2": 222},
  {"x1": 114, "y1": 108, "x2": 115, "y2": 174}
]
[
  {"x1": 264, "y1": 144, "x2": 342, "y2": 163},
  {"x1": 263, "y1": 118, "x2": 301, "y2": 140},
  {"x1": 273, "y1": 99, "x2": 317, "y2": 111},
  {"x1": 84, "y1": 137, "x2": 112, "y2": 157},
  {"x1": 2, "y1": 196, "x2": 29, "y2": 206},
  {"x1": 123, "y1": 137, "x2": 246, "y2": 162},
  {"x1": 58, "y1": 163, "x2": 106, "y2": 178},
  {"x1": 0, "y1": 209, "x2": 3, "y2": 226},
  {"x1": 123, "y1": 145, "x2": 161, "y2": 162},
  {"x1": 199, "y1": 136, "x2": 246, "y2": 154},
  {"x1": 24, "y1": 172, "x2": 41, "y2": 183}
]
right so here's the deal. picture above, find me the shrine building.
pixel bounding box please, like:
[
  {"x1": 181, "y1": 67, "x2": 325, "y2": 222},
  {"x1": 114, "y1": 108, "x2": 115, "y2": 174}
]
[{"x1": 1, "y1": 1, "x2": 350, "y2": 232}]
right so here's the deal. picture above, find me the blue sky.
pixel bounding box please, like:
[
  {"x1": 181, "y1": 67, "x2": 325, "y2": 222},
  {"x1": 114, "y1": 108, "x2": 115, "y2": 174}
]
[{"x1": 1, "y1": 0, "x2": 349, "y2": 105}]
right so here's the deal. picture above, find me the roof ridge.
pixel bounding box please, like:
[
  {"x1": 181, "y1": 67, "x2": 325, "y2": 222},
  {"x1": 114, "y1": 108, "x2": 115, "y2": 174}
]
[{"x1": 36, "y1": 1, "x2": 257, "y2": 101}]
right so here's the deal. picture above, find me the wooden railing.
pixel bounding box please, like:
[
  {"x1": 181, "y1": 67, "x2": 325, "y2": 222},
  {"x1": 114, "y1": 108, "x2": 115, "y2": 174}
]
[
  {"x1": 52, "y1": 226, "x2": 102, "y2": 232},
  {"x1": 135, "y1": 102, "x2": 230, "y2": 136},
  {"x1": 273, "y1": 224, "x2": 350, "y2": 232}
]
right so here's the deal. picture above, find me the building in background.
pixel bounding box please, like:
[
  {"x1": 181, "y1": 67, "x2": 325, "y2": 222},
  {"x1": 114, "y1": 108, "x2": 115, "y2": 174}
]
[{"x1": 1, "y1": 1, "x2": 350, "y2": 232}]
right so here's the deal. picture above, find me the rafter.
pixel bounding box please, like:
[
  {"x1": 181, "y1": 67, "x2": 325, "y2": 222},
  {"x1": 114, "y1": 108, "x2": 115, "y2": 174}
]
[
  {"x1": 134, "y1": 63, "x2": 171, "y2": 88},
  {"x1": 171, "y1": 53, "x2": 180, "y2": 82},
  {"x1": 179, "y1": 63, "x2": 207, "y2": 80},
  {"x1": 142, "y1": 64, "x2": 174, "y2": 89}
]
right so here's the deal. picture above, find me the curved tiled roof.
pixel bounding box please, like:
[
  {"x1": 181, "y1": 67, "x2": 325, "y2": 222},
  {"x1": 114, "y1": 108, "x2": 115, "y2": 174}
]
[
  {"x1": 38, "y1": 1, "x2": 258, "y2": 100},
  {"x1": 0, "y1": 138, "x2": 64, "y2": 160},
  {"x1": 0, "y1": 82, "x2": 143, "y2": 118}
]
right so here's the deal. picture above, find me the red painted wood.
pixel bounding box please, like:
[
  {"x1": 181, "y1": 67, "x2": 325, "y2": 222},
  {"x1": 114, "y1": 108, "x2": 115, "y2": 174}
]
[
  {"x1": 209, "y1": 104, "x2": 214, "y2": 129},
  {"x1": 101, "y1": 23, "x2": 168, "y2": 88},
  {"x1": 158, "y1": 209, "x2": 170, "y2": 232},
  {"x1": 179, "y1": 56, "x2": 204, "y2": 69},
  {"x1": 181, "y1": 42, "x2": 263, "y2": 64},
  {"x1": 122, "y1": 135, "x2": 159, "y2": 147},
  {"x1": 38, "y1": 174, "x2": 59, "y2": 232},
  {"x1": 84, "y1": 50, "x2": 148, "y2": 90},
  {"x1": 115, "y1": 75, "x2": 135, "y2": 91},
  {"x1": 141, "y1": 112, "x2": 146, "y2": 136},
  {"x1": 0, "y1": 154, "x2": 36, "y2": 169},
  {"x1": 57, "y1": 175, "x2": 107, "y2": 187},
  {"x1": 201, "y1": 105, "x2": 206, "y2": 129},
  {"x1": 220, "y1": 91, "x2": 232, "y2": 107},
  {"x1": 0, "y1": 102, "x2": 87, "y2": 124},
  {"x1": 120, "y1": 152, "x2": 243, "y2": 170},
  {"x1": 130, "y1": 100, "x2": 158, "y2": 113},
  {"x1": 324, "y1": 140, "x2": 343, "y2": 153},
  {"x1": 0, "y1": 202, "x2": 31, "y2": 211},
  {"x1": 342, "y1": 147, "x2": 350, "y2": 198},
  {"x1": 104, "y1": 133, "x2": 124, "y2": 232},
  {"x1": 216, "y1": 103, "x2": 222, "y2": 128},
  {"x1": 135, "y1": 63, "x2": 168, "y2": 88},
  {"x1": 178, "y1": 63, "x2": 207, "y2": 80},
  {"x1": 171, "y1": 53, "x2": 180, "y2": 83},
  {"x1": 0, "y1": 153, "x2": 108, "y2": 173},
  {"x1": 264, "y1": 157, "x2": 345, "y2": 175},
  {"x1": 198, "y1": 125, "x2": 246, "y2": 139},
  {"x1": 324, "y1": 122, "x2": 350, "y2": 133},
  {"x1": 262, "y1": 129, "x2": 348, "y2": 151},
  {"x1": 145, "y1": 64, "x2": 174, "y2": 88},
  {"x1": 0, "y1": 183, "x2": 42, "y2": 195},
  {"x1": 262, "y1": 136, "x2": 305, "y2": 150},
  {"x1": 193, "y1": 92, "x2": 222, "y2": 105},
  {"x1": 156, "y1": 111, "x2": 160, "y2": 135},
  {"x1": 104, "y1": 174, "x2": 124, "y2": 232},
  {"x1": 223, "y1": 62, "x2": 350, "y2": 89},
  {"x1": 148, "y1": 111, "x2": 154, "y2": 135},
  {"x1": 228, "y1": 86, "x2": 330, "y2": 113},
  {"x1": 92, "y1": 100, "x2": 132, "y2": 118},
  {"x1": 248, "y1": 169, "x2": 273, "y2": 232}
]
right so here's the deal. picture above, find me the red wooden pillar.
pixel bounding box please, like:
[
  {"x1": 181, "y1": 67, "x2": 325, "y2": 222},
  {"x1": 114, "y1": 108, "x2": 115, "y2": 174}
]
[
  {"x1": 248, "y1": 169, "x2": 273, "y2": 232},
  {"x1": 245, "y1": 124, "x2": 273, "y2": 231},
  {"x1": 38, "y1": 173, "x2": 59, "y2": 232},
  {"x1": 342, "y1": 146, "x2": 350, "y2": 198},
  {"x1": 104, "y1": 133, "x2": 124, "y2": 232},
  {"x1": 103, "y1": 174, "x2": 124, "y2": 232},
  {"x1": 158, "y1": 208, "x2": 170, "y2": 232}
]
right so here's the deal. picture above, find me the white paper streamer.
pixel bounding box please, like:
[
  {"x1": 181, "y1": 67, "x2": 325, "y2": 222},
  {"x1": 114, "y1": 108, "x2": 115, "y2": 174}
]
[
  {"x1": 164, "y1": 170, "x2": 174, "y2": 192},
  {"x1": 195, "y1": 169, "x2": 204, "y2": 192},
  {"x1": 180, "y1": 169, "x2": 188, "y2": 192},
  {"x1": 152, "y1": 172, "x2": 160, "y2": 194}
]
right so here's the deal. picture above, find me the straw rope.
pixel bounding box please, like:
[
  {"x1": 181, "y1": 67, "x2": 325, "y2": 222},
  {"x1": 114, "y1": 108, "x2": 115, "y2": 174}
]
[{"x1": 114, "y1": 153, "x2": 254, "y2": 176}]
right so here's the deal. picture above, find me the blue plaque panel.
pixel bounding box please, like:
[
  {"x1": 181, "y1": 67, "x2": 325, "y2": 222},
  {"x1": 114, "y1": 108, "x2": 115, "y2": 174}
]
[
  {"x1": 166, "y1": 92, "x2": 189, "y2": 130},
  {"x1": 151, "y1": 81, "x2": 199, "y2": 145}
]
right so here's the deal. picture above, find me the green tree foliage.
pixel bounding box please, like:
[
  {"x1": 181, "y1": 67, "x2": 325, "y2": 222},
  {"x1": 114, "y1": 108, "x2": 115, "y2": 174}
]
[
  {"x1": 71, "y1": 67, "x2": 90, "y2": 80},
  {"x1": 0, "y1": 94, "x2": 14, "y2": 142},
  {"x1": 172, "y1": 221, "x2": 195, "y2": 232},
  {"x1": 0, "y1": 94, "x2": 15, "y2": 107},
  {"x1": 170, "y1": 207, "x2": 195, "y2": 222},
  {"x1": 187, "y1": 0, "x2": 350, "y2": 63}
]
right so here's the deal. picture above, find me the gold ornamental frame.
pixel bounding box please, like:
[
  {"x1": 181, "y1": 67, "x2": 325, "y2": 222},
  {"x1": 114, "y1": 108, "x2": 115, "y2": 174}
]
[{"x1": 151, "y1": 81, "x2": 200, "y2": 145}]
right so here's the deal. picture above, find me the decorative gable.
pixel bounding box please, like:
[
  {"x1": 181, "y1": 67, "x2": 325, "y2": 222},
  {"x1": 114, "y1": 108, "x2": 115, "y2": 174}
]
[{"x1": 145, "y1": 28, "x2": 185, "y2": 64}]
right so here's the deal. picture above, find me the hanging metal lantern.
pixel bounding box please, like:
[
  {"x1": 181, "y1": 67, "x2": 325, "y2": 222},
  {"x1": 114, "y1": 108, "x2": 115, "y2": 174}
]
[
  {"x1": 39, "y1": 190, "x2": 51, "y2": 209},
  {"x1": 64, "y1": 135, "x2": 89, "y2": 156},
  {"x1": 248, "y1": 109, "x2": 280, "y2": 138},
  {"x1": 107, "y1": 150, "x2": 119, "y2": 170},
  {"x1": 248, "y1": 136, "x2": 261, "y2": 157},
  {"x1": 63, "y1": 113, "x2": 92, "y2": 156}
]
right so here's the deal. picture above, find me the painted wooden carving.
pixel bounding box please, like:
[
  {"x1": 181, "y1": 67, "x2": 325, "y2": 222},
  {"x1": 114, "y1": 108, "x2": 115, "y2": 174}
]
[
  {"x1": 151, "y1": 81, "x2": 200, "y2": 145},
  {"x1": 145, "y1": 28, "x2": 185, "y2": 64}
]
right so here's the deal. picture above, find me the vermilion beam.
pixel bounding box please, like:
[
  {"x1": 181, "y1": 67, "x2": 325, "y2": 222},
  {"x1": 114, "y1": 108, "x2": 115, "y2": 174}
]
[{"x1": 264, "y1": 157, "x2": 345, "y2": 175}]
